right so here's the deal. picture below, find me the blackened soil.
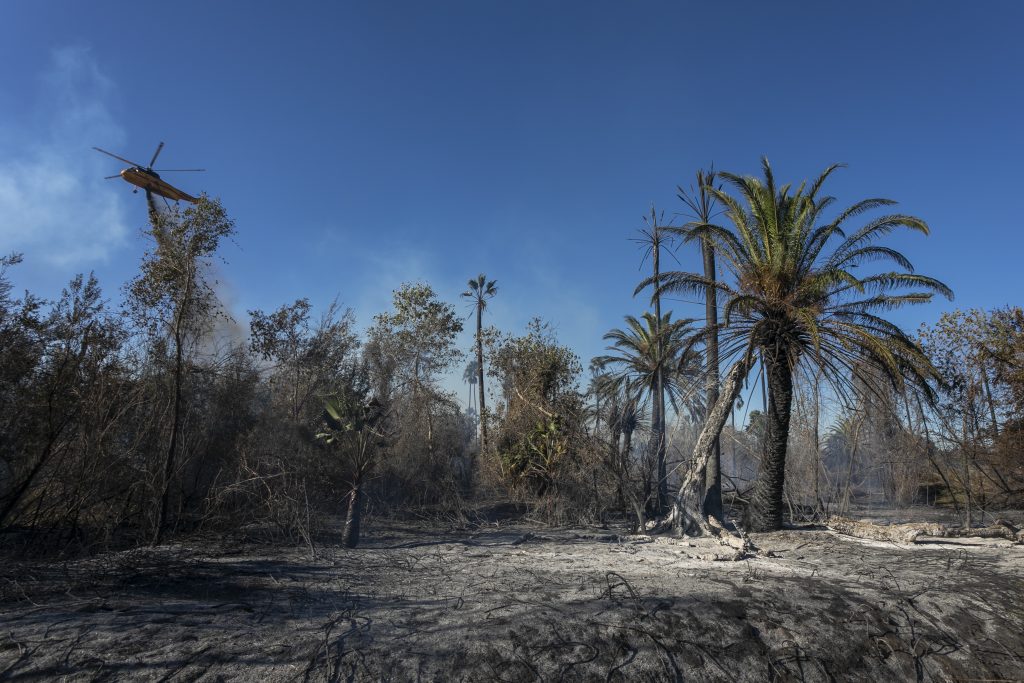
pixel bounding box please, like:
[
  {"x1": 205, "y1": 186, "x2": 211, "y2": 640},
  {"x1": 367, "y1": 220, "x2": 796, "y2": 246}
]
[{"x1": 0, "y1": 522, "x2": 1021, "y2": 681}]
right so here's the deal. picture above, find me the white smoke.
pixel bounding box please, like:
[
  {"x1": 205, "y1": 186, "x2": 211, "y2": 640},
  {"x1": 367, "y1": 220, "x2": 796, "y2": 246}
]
[{"x1": 0, "y1": 46, "x2": 129, "y2": 266}]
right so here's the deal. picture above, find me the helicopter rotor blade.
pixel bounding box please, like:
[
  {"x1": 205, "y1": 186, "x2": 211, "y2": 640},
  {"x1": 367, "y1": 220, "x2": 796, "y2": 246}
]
[
  {"x1": 104, "y1": 174, "x2": 121, "y2": 179},
  {"x1": 148, "y1": 141, "x2": 165, "y2": 168},
  {"x1": 152, "y1": 168, "x2": 206, "y2": 173},
  {"x1": 93, "y1": 147, "x2": 144, "y2": 167}
]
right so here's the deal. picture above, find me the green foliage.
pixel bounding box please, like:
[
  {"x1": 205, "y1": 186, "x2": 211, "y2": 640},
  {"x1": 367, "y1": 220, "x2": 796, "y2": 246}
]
[
  {"x1": 745, "y1": 409, "x2": 767, "y2": 440},
  {"x1": 644, "y1": 158, "x2": 951, "y2": 400},
  {"x1": 500, "y1": 416, "x2": 568, "y2": 493},
  {"x1": 369, "y1": 282, "x2": 464, "y2": 395},
  {"x1": 461, "y1": 274, "x2": 498, "y2": 309},
  {"x1": 645, "y1": 158, "x2": 950, "y2": 530},
  {"x1": 318, "y1": 392, "x2": 384, "y2": 444},
  {"x1": 594, "y1": 311, "x2": 703, "y2": 419},
  {"x1": 126, "y1": 196, "x2": 236, "y2": 336},
  {"x1": 488, "y1": 319, "x2": 588, "y2": 496},
  {"x1": 316, "y1": 388, "x2": 387, "y2": 481},
  {"x1": 489, "y1": 318, "x2": 582, "y2": 407}
]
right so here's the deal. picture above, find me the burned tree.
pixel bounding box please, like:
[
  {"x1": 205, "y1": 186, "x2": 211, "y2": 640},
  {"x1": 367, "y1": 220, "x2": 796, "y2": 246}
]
[{"x1": 126, "y1": 196, "x2": 235, "y2": 545}]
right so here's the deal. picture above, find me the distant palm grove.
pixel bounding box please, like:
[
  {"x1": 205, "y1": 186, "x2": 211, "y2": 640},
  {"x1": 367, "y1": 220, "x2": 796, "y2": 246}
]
[{"x1": 2, "y1": 159, "x2": 1022, "y2": 553}]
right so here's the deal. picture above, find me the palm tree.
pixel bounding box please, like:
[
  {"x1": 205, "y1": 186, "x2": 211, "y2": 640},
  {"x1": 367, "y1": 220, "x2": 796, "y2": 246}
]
[
  {"x1": 594, "y1": 312, "x2": 703, "y2": 503},
  {"x1": 633, "y1": 210, "x2": 673, "y2": 513},
  {"x1": 678, "y1": 168, "x2": 725, "y2": 518},
  {"x1": 461, "y1": 274, "x2": 497, "y2": 449},
  {"x1": 649, "y1": 158, "x2": 952, "y2": 531},
  {"x1": 318, "y1": 391, "x2": 388, "y2": 548},
  {"x1": 462, "y1": 359, "x2": 479, "y2": 420},
  {"x1": 592, "y1": 372, "x2": 649, "y2": 524}
]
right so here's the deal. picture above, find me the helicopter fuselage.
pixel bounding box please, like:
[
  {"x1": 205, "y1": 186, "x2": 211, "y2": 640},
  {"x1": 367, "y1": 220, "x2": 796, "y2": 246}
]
[{"x1": 120, "y1": 167, "x2": 198, "y2": 203}]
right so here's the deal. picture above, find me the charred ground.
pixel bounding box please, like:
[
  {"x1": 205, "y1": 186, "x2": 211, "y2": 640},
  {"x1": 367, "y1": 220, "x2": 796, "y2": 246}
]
[{"x1": 1, "y1": 516, "x2": 1021, "y2": 682}]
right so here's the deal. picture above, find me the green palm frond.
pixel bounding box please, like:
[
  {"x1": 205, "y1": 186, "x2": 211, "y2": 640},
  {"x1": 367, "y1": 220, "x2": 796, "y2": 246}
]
[
  {"x1": 597, "y1": 311, "x2": 704, "y2": 420},
  {"x1": 652, "y1": 158, "x2": 952, "y2": 403}
]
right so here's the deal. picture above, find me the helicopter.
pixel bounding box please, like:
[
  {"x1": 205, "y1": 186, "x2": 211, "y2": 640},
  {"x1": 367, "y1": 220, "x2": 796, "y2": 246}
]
[{"x1": 93, "y1": 142, "x2": 204, "y2": 203}]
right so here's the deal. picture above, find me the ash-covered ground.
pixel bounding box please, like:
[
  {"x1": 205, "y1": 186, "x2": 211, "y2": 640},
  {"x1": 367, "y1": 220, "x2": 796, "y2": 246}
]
[{"x1": 1, "y1": 517, "x2": 1022, "y2": 681}]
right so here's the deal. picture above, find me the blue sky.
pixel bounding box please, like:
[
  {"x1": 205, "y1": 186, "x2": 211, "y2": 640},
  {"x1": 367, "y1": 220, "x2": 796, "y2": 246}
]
[{"x1": 2, "y1": 2, "x2": 1022, "y2": 407}]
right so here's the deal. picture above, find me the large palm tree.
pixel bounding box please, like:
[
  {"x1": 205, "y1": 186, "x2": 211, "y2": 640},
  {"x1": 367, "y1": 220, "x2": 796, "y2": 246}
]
[
  {"x1": 594, "y1": 312, "x2": 703, "y2": 502},
  {"x1": 461, "y1": 274, "x2": 497, "y2": 449},
  {"x1": 649, "y1": 158, "x2": 952, "y2": 531}
]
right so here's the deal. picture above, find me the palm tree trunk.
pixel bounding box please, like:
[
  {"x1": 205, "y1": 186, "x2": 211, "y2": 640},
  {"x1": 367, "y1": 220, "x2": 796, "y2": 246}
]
[
  {"x1": 622, "y1": 426, "x2": 634, "y2": 471},
  {"x1": 701, "y1": 236, "x2": 722, "y2": 519},
  {"x1": 749, "y1": 346, "x2": 794, "y2": 532},
  {"x1": 840, "y1": 414, "x2": 863, "y2": 516},
  {"x1": 652, "y1": 372, "x2": 667, "y2": 514},
  {"x1": 476, "y1": 304, "x2": 487, "y2": 449},
  {"x1": 962, "y1": 404, "x2": 973, "y2": 528},
  {"x1": 652, "y1": 224, "x2": 668, "y2": 515},
  {"x1": 342, "y1": 476, "x2": 363, "y2": 548},
  {"x1": 608, "y1": 402, "x2": 623, "y2": 508},
  {"x1": 812, "y1": 374, "x2": 822, "y2": 513}
]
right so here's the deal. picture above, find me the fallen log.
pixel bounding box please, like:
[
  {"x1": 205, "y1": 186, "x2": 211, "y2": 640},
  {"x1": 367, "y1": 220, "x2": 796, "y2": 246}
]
[{"x1": 827, "y1": 517, "x2": 1023, "y2": 544}]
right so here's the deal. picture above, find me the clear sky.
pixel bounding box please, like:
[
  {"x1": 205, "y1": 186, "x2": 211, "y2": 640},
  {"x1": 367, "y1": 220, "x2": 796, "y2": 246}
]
[{"x1": 2, "y1": 2, "x2": 1022, "y2": 406}]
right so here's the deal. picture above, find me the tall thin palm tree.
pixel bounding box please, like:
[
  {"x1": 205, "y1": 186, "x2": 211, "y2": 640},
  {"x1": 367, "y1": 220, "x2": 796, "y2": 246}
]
[
  {"x1": 648, "y1": 158, "x2": 952, "y2": 531},
  {"x1": 634, "y1": 210, "x2": 673, "y2": 513},
  {"x1": 678, "y1": 168, "x2": 724, "y2": 518},
  {"x1": 461, "y1": 274, "x2": 497, "y2": 449}
]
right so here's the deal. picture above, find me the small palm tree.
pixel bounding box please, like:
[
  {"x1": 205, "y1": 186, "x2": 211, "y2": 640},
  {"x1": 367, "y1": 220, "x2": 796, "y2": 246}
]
[
  {"x1": 594, "y1": 312, "x2": 703, "y2": 502},
  {"x1": 462, "y1": 274, "x2": 497, "y2": 449},
  {"x1": 648, "y1": 158, "x2": 952, "y2": 531},
  {"x1": 318, "y1": 391, "x2": 387, "y2": 547}
]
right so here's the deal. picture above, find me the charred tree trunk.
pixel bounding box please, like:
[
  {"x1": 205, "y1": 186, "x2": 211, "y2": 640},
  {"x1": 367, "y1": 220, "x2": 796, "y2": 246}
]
[
  {"x1": 912, "y1": 391, "x2": 962, "y2": 517},
  {"x1": 651, "y1": 371, "x2": 667, "y2": 515},
  {"x1": 0, "y1": 439, "x2": 57, "y2": 529},
  {"x1": 153, "y1": 318, "x2": 185, "y2": 546},
  {"x1": 342, "y1": 479, "x2": 363, "y2": 548},
  {"x1": 622, "y1": 425, "x2": 634, "y2": 478},
  {"x1": 748, "y1": 345, "x2": 794, "y2": 532},
  {"x1": 980, "y1": 364, "x2": 1000, "y2": 440},
  {"x1": 476, "y1": 303, "x2": 488, "y2": 450},
  {"x1": 608, "y1": 403, "x2": 624, "y2": 510}
]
